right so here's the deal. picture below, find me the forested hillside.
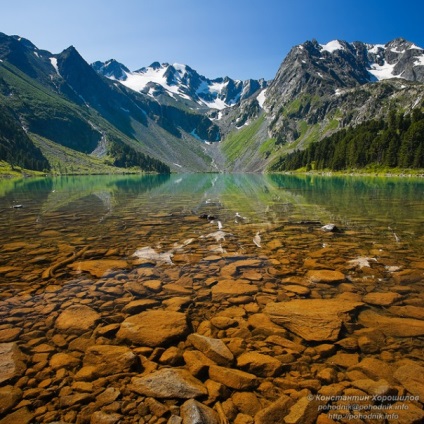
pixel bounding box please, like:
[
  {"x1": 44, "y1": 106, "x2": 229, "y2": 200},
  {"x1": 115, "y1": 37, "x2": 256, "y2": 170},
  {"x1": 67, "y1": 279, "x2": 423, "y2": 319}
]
[
  {"x1": 270, "y1": 107, "x2": 424, "y2": 172},
  {"x1": 108, "y1": 140, "x2": 170, "y2": 173},
  {"x1": 0, "y1": 103, "x2": 50, "y2": 172}
]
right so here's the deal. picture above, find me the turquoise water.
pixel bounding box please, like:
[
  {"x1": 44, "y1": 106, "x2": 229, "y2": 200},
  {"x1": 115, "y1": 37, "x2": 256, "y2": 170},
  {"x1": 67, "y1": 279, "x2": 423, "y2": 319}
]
[{"x1": 0, "y1": 173, "x2": 423, "y2": 286}]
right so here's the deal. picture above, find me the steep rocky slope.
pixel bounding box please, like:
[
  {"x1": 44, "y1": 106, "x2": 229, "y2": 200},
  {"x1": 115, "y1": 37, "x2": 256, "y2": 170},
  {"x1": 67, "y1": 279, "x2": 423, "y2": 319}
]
[{"x1": 264, "y1": 38, "x2": 424, "y2": 143}]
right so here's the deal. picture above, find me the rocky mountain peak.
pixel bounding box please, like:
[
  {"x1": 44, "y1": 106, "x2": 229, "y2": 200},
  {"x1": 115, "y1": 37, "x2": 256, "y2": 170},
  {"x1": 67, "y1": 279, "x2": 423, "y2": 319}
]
[
  {"x1": 366, "y1": 38, "x2": 424, "y2": 81},
  {"x1": 91, "y1": 59, "x2": 130, "y2": 81},
  {"x1": 11, "y1": 35, "x2": 38, "y2": 51},
  {"x1": 163, "y1": 63, "x2": 187, "y2": 85},
  {"x1": 149, "y1": 61, "x2": 163, "y2": 70},
  {"x1": 269, "y1": 37, "x2": 424, "y2": 98},
  {"x1": 386, "y1": 37, "x2": 415, "y2": 51},
  {"x1": 264, "y1": 37, "x2": 424, "y2": 143}
]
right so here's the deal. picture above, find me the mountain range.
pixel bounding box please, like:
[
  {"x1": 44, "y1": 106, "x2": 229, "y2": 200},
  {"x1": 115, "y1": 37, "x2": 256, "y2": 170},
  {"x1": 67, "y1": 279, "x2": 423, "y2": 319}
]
[
  {"x1": 0, "y1": 31, "x2": 423, "y2": 175},
  {"x1": 92, "y1": 60, "x2": 267, "y2": 112}
]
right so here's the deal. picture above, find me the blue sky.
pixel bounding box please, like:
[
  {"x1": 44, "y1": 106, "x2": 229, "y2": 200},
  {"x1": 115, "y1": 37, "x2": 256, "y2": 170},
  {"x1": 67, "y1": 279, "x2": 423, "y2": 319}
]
[{"x1": 1, "y1": 0, "x2": 423, "y2": 80}]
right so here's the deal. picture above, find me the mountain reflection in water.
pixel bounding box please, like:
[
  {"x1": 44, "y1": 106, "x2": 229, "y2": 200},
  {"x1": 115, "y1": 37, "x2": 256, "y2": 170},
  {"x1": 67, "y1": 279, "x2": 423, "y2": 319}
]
[{"x1": 0, "y1": 173, "x2": 422, "y2": 288}]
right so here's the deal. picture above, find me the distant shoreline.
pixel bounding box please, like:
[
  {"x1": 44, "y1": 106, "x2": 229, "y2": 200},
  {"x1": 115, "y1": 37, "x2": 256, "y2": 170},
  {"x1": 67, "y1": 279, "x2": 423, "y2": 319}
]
[
  {"x1": 1, "y1": 169, "x2": 424, "y2": 180},
  {"x1": 272, "y1": 169, "x2": 424, "y2": 178}
]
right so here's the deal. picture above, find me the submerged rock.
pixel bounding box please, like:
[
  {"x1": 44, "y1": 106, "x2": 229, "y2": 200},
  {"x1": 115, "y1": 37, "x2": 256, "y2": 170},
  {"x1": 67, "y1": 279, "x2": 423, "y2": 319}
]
[
  {"x1": 187, "y1": 333, "x2": 234, "y2": 366},
  {"x1": 0, "y1": 385, "x2": 22, "y2": 414},
  {"x1": 55, "y1": 305, "x2": 100, "y2": 335},
  {"x1": 117, "y1": 310, "x2": 189, "y2": 346},
  {"x1": 362, "y1": 291, "x2": 402, "y2": 306},
  {"x1": 121, "y1": 299, "x2": 161, "y2": 314},
  {"x1": 0, "y1": 407, "x2": 34, "y2": 424},
  {"x1": 284, "y1": 396, "x2": 324, "y2": 424},
  {"x1": 236, "y1": 351, "x2": 283, "y2": 377},
  {"x1": 264, "y1": 299, "x2": 363, "y2": 341},
  {"x1": 0, "y1": 343, "x2": 26, "y2": 384},
  {"x1": 358, "y1": 309, "x2": 424, "y2": 337},
  {"x1": 393, "y1": 359, "x2": 424, "y2": 399},
  {"x1": 254, "y1": 395, "x2": 294, "y2": 424},
  {"x1": 0, "y1": 328, "x2": 21, "y2": 343},
  {"x1": 305, "y1": 269, "x2": 346, "y2": 284},
  {"x1": 211, "y1": 280, "x2": 258, "y2": 301},
  {"x1": 83, "y1": 345, "x2": 137, "y2": 376},
  {"x1": 49, "y1": 352, "x2": 80, "y2": 370},
  {"x1": 209, "y1": 365, "x2": 258, "y2": 390},
  {"x1": 180, "y1": 399, "x2": 220, "y2": 424},
  {"x1": 130, "y1": 368, "x2": 207, "y2": 399},
  {"x1": 68, "y1": 259, "x2": 128, "y2": 277}
]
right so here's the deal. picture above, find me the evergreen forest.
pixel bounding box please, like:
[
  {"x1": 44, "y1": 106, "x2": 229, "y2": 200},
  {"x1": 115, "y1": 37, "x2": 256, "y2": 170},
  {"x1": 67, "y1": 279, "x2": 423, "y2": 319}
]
[
  {"x1": 0, "y1": 104, "x2": 50, "y2": 172},
  {"x1": 271, "y1": 108, "x2": 424, "y2": 172},
  {"x1": 108, "y1": 141, "x2": 171, "y2": 174}
]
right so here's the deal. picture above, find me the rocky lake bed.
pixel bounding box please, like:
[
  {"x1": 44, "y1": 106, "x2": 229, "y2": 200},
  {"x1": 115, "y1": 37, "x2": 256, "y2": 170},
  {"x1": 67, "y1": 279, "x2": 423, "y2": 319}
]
[
  {"x1": 1, "y1": 211, "x2": 424, "y2": 424},
  {"x1": 1, "y1": 174, "x2": 424, "y2": 423}
]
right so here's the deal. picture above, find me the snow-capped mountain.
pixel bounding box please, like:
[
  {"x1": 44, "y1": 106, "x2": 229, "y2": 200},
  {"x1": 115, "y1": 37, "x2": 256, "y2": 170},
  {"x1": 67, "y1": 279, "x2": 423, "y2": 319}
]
[
  {"x1": 264, "y1": 37, "x2": 424, "y2": 141},
  {"x1": 92, "y1": 60, "x2": 267, "y2": 110},
  {"x1": 365, "y1": 38, "x2": 424, "y2": 81},
  {"x1": 91, "y1": 59, "x2": 130, "y2": 80},
  {"x1": 0, "y1": 32, "x2": 223, "y2": 173},
  {"x1": 267, "y1": 38, "x2": 424, "y2": 105},
  {"x1": 315, "y1": 38, "x2": 424, "y2": 83}
]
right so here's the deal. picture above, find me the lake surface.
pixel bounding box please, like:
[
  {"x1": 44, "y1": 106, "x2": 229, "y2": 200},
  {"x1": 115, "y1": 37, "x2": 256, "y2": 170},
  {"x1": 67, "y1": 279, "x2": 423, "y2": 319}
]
[
  {"x1": 1, "y1": 173, "x2": 424, "y2": 423},
  {"x1": 0, "y1": 173, "x2": 423, "y2": 290}
]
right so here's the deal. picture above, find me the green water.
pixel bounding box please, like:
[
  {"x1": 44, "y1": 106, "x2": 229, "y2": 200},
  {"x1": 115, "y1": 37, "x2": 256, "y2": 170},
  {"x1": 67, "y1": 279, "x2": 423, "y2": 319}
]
[{"x1": 0, "y1": 173, "x2": 423, "y2": 286}]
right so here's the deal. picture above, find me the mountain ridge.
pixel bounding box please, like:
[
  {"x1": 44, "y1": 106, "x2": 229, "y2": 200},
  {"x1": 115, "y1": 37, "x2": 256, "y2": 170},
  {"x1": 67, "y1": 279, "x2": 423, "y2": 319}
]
[
  {"x1": 260, "y1": 37, "x2": 424, "y2": 158},
  {"x1": 0, "y1": 32, "x2": 226, "y2": 173},
  {"x1": 92, "y1": 59, "x2": 268, "y2": 111},
  {"x1": 0, "y1": 32, "x2": 423, "y2": 175}
]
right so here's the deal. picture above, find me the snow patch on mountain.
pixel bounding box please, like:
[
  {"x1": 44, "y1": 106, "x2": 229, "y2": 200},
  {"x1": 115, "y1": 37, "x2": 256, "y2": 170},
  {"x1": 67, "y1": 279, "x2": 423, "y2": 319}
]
[
  {"x1": 415, "y1": 56, "x2": 424, "y2": 66},
  {"x1": 121, "y1": 65, "x2": 172, "y2": 91},
  {"x1": 367, "y1": 44, "x2": 385, "y2": 54},
  {"x1": 368, "y1": 61, "x2": 398, "y2": 80},
  {"x1": 257, "y1": 88, "x2": 267, "y2": 108},
  {"x1": 50, "y1": 57, "x2": 60, "y2": 76},
  {"x1": 202, "y1": 97, "x2": 229, "y2": 110},
  {"x1": 367, "y1": 40, "x2": 424, "y2": 81},
  {"x1": 320, "y1": 40, "x2": 345, "y2": 53}
]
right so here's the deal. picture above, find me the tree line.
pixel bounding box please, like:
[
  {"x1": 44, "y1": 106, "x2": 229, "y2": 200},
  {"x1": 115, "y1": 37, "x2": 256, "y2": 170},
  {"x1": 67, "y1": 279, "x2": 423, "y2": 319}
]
[{"x1": 271, "y1": 108, "x2": 424, "y2": 172}]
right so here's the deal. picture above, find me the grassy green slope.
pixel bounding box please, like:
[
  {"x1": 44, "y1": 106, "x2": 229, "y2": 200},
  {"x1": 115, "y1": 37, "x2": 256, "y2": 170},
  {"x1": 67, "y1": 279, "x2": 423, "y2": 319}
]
[
  {"x1": 221, "y1": 115, "x2": 277, "y2": 172},
  {"x1": 30, "y1": 134, "x2": 138, "y2": 175}
]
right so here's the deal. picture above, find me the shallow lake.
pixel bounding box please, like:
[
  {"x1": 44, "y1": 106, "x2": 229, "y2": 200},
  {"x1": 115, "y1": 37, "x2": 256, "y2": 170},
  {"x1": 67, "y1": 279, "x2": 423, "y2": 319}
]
[
  {"x1": 0, "y1": 173, "x2": 423, "y2": 289},
  {"x1": 1, "y1": 173, "x2": 424, "y2": 422}
]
